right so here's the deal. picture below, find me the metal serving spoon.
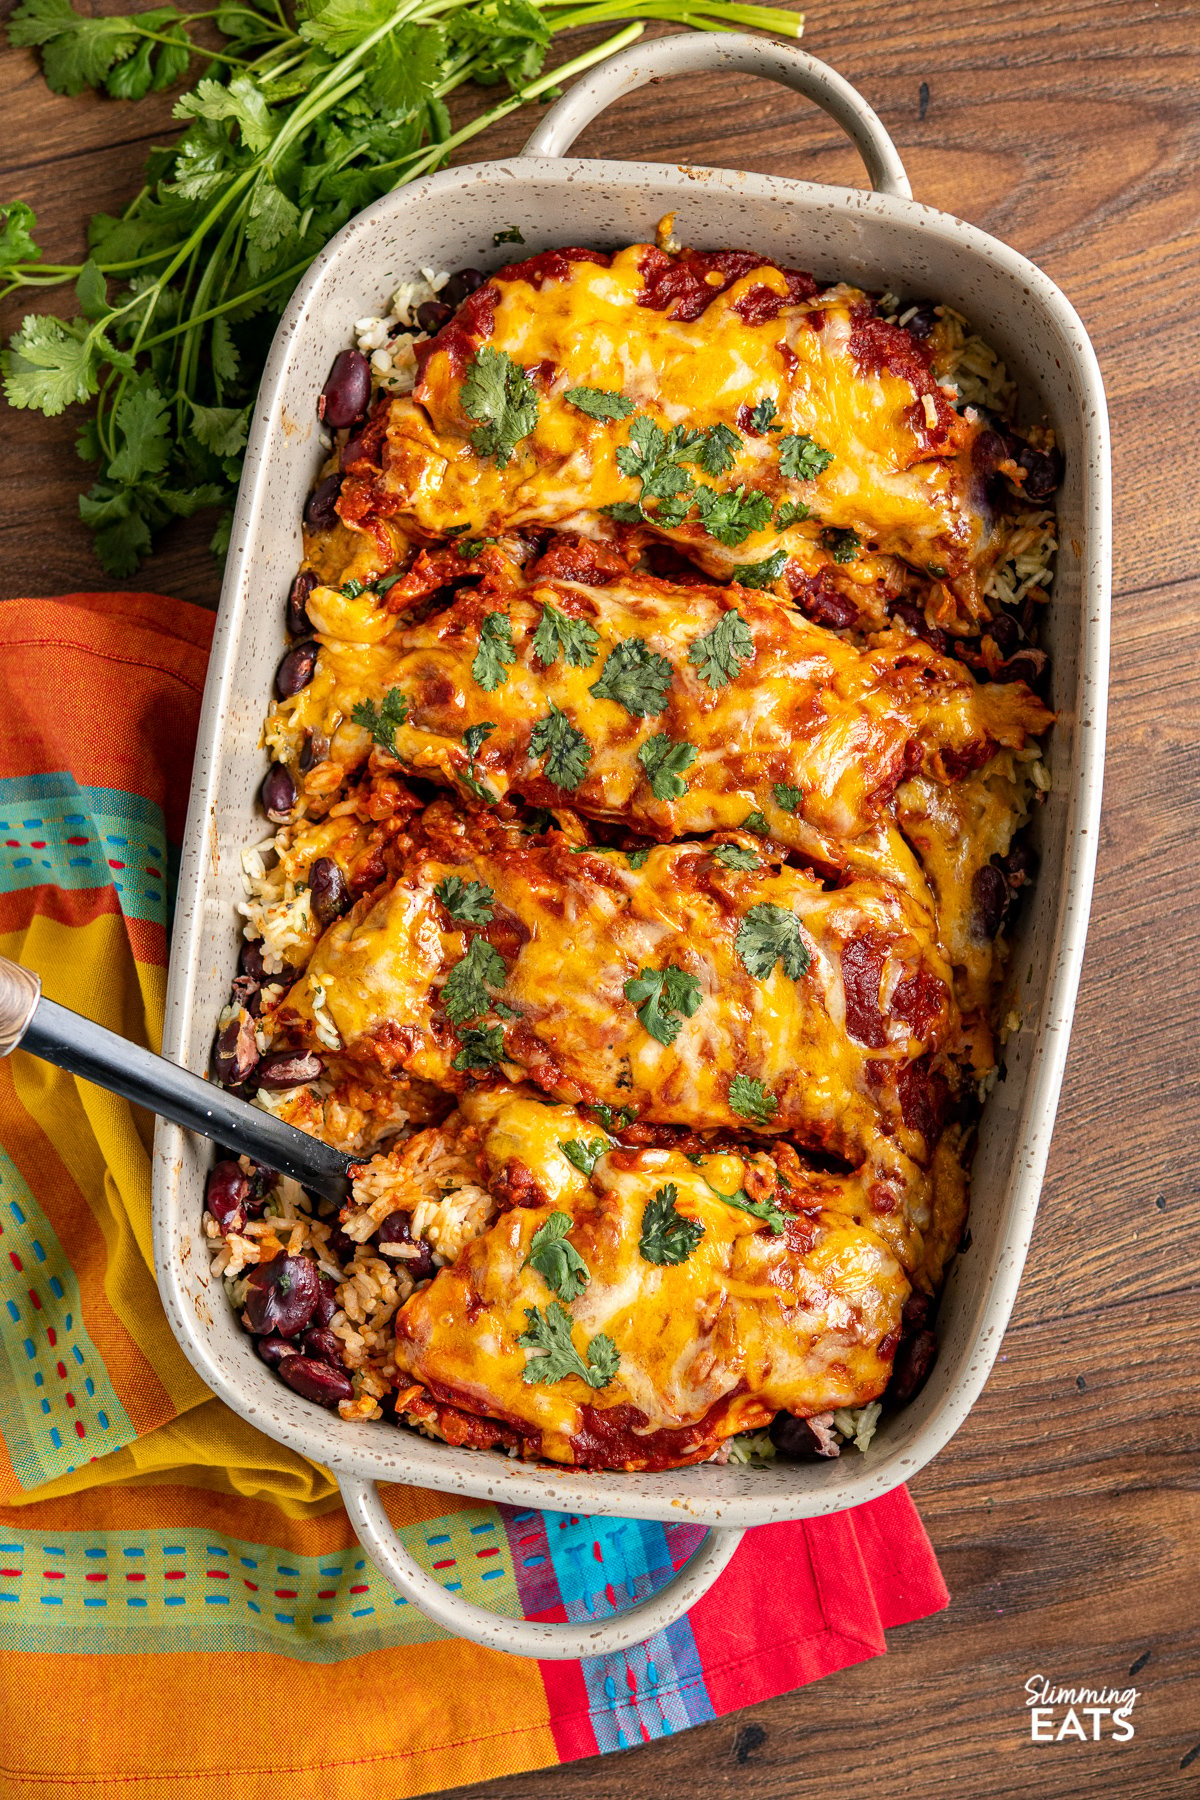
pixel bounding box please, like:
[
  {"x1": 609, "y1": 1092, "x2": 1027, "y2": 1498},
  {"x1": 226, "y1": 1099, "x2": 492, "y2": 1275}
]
[{"x1": 0, "y1": 953, "x2": 351, "y2": 1205}]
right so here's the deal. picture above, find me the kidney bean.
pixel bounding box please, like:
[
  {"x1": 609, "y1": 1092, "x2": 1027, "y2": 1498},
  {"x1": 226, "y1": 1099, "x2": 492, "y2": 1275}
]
[
  {"x1": 971, "y1": 862, "x2": 1010, "y2": 942},
  {"x1": 902, "y1": 1291, "x2": 934, "y2": 1333},
  {"x1": 313, "y1": 1273, "x2": 339, "y2": 1324},
  {"x1": 304, "y1": 472, "x2": 343, "y2": 532},
  {"x1": 275, "y1": 640, "x2": 319, "y2": 700},
  {"x1": 298, "y1": 729, "x2": 330, "y2": 774},
  {"x1": 324, "y1": 1225, "x2": 358, "y2": 1267},
  {"x1": 986, "y1": 610, "x2": 1023, "y2": 657},
  {"x1": 889, "y1": 1327, "x2": 939, "y2": 1406},
  {"x1": 301, "y1": 1325, "x2": 343, "y2": 1366},
  {"x1": 230, "y1": 973, "x2": 263, "y2": 1018},
  {"x1": 318, "y1": 348, "x2": 371, "y2": 429},
  {"x1": 278, "y1": 1354, "x2": 354, "y2": 1407},
  {"x1": 415, "y1": 298, "x2": 453, "y2": 334},
  {"x1": 286, "y1": 569, "x2": 317, "y2": 637},
  {"x1": 442, "y1": 268, "x2": 486, "y2": 309},
  {"x1": 1013, "y1": 440, "x2": 1063, "y2": 503},
  {"x1": 999, "y1": 841, "x2": 1038, "y2": 891},
  {"x1": 213, "y1": 1013, "x2": 259, "y2": 1087},
  {"x1": 902, "y1": 300, "x2": 939, "y2": 339},
  {"x1": 206, "y1": 1159, "x2": 251, "y2": 1233},
  {"x1": 239, "y1": 939, "x2": 268, "y2": 985},
  {"x1": 256, "y1": 1334, "x2": 299, "y2": 1367},
  {"x1": 309, "y1": 856, "x2": 348, "y2": 927},
  {"x1": 378, "y1": 1211, "x2": 436, "y2": 1283},
  {"x1": 769, "y1": 1412, "x2": 841, "y2": 1460},
  {"x1": 255, "y1": 1049, "x2": 323, "y2": 1090},
  {"x1": 244, "y1": 1253, "x2": 321, "y2": 1337},
  {"x1": 890, "y1": 600, "x2": 949, "y2": 657},
  {"x1": 261, "y1": 763, "x2": 297, "y2": 824},
  {"x1": 994, "y1": 647, "x2": 1049, "y2": 690}
]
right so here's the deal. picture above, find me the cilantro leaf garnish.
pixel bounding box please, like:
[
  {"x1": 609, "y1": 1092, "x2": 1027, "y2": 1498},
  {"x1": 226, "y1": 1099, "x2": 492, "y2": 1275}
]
[
  {"x1": 712, "y1": 844, "x2": 759, "y2": 870},
  {"x1": 687, "y1": 609, "x2": 754, "y2": 688},
  {"x1": 703, "y1": 1179, "x2": 788, "y2": 1234},
  {"x1": 524, "y1": 1212, "x2": 590, "y2": 1302},
  {"x1": 460, "y1": 721, "x2": 497, "y2": 804},
  {"x1": 532, "y1": 600, "x2": 600, "y2": 669},
  {"x1": 639, "y1": 1182, "x2": 705, "y2": 1266},
  {"x1": 433, "y1": 875, "x2": 495, "y2": 924},
  {"x1": 736, "y1": 548, "x2": 788, "y2": 589},
  {"x1": 493, "y1": 225, "x2": 524, "y2": 245},
  {"x1": 638, "y1": 732, "x2": 697, "y2": 801},
  {"x1": 351, "y1": 687, "x2": 408, "y2": 755},
  {"x1": 459, "y1": 536, "x2": 498, "y2": 560},
  {"x1": 560, "y1": 1138, "x2": 609, "y2": 1176},
  {"x1": 693, "y1": 483, "x2": 773, "y2": 547},
  {"x1": 773, "y1": 782, "x2": 803, "y2": 814},
  {"x1": 472, "y1": 610, "x2": 515, "y2": 691},
  {"x1": 340, "y1": 577, "x2": 366, "y2": 598},
  {"x1": 521, "y1": 807, "x2": 555, "y2": 836},
  {"x1": 625, "y1": 847, "x2": 651, "y2": 869},
  {"x1": 441, "y1": 934, "x2": 506, "y2": 1025},
  {"x1": 779, "y1": 434, "x2": 834, "y2": 481},
  {"x1": 736, "y1": 904, "x2": 811, "y2": 980},
  {"x1": 692, "y1": 422, "x2": 742, "y2": 478},
  {"x1": 749, "y1": 397, "x2": 783, "y2": 433},
  {"x1": 743, "y1": 811, "x2": 770, "y2": 836},
  {"x1": 822, "y1": 527, "x2": 861, "y2": 564},
  {"x1": 451, "y1": 1024, "x2": 506, "y2": 1072},
  {"x1": 728, "y1": 1074, "x2": 779, "y2": 1125},
  {"x1": 623, "y1": 963, "x2": 703, "y2": 1045},
  {"x1": 529, "y1": 703, "x2": 591, "y2": 790},
  {"x1": 460, "y1": 347, "x2": 539, "y2": 468},
  {"x1": 518, "y1": 1301, "x2": 618, "y2": 1388},
  {"x1": 589, "y1": 638, "x2": 672, "y2": 716},
  {"x1": 774, "y1": 500, "x2": 810, "y2": 529},
  {"x1": 590, "y1": 1103, "x2": 636, "y2": 1130},
  {"x1": 610, "y1": 414, "x2": 708, "y2": 521},
  {"x1": 565, "y1": 385, "x2": 635, "y2": 421},
  {"x1": 570, "y1": 844, "x2": 651, "y2": 869}
]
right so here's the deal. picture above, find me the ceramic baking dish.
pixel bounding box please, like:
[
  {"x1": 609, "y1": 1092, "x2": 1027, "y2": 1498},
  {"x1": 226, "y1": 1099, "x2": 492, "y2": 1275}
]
[{"x1": 152, "y1": 33, "x2": 1111, "y2": 1659}]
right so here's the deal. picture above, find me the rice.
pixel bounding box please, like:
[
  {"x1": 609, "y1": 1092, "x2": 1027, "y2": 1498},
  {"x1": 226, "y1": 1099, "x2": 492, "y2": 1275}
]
[{"x1": 352, "y1": 268, "x2": 449, "y2": 397}]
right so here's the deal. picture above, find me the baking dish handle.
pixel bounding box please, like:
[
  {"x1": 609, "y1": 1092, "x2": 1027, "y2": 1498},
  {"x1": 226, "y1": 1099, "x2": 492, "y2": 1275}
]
[
  {"x1": 340, "y1": 1474, "x2": 744, "y2": 1660},
  {"x1": 520, "y1": 33, "x2": 911, "y2": 200}
]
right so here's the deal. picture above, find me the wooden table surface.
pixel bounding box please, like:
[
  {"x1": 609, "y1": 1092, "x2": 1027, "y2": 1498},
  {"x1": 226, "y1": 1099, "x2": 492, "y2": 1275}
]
[{"x1": 3, "y1": 0, "x2": 1199, "y2": 1793}]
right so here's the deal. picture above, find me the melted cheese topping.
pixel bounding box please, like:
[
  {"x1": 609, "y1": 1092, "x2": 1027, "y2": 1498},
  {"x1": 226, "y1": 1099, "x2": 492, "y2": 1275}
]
[
  {"x1": 338, "y1": 248, "x2": 993, "y2": 629},
  {"x1": 272, "y1": 801, "x2": 957, "y2": 1166},
  {"x1": 266, "y1": 571, "x2": 1049, "y2": 1017},
  {"x1": 389, "y1": 1091, "x2": 907, "y2": 1467}
]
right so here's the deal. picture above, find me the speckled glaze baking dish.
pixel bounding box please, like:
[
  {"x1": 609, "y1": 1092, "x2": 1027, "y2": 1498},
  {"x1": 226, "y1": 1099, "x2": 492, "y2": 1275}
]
[{"x1": 151, "y1": 33, "x2": 1111, "y2": 1658}]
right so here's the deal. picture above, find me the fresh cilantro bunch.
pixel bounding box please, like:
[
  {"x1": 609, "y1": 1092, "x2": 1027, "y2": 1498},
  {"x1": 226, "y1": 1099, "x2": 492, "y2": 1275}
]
[{"x1": 1, "y1": 0, "x2": 803, "y2": 576}]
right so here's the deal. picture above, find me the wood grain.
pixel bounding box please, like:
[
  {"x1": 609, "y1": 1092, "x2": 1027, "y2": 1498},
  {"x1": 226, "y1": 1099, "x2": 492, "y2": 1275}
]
[{"x1": 2, "y1": 0, "x2": 1199, "y2": 1792}]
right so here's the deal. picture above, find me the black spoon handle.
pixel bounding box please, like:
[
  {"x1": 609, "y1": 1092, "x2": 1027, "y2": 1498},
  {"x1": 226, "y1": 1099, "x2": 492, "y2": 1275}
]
[{"x1": 0, "y1": 955, "x2": 351, "y2": 1205}]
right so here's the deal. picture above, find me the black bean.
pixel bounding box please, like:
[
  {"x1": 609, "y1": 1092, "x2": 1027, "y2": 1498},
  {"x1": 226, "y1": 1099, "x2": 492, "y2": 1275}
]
[
  {"x1": 287, "y1": 569, "x2": 317, "y2": 637},
  {"x1": 261, "y1": 763, "x2": 297, "y2": 824},
  {"x1": 415, "y1": 299, "x2": 453, "y2": 334},
  {"x1": 902, "y1": 301, "x2": 939, "y2": 339},
  {"x1": 318, "y1": 348, "x2": 371, "y2": 429},
  {"x1": 213, "y1": 1013, "x2": 259, "y2": 1087},
  {"x1": 313, "y1": 1273, "x2": 339, "y2": 1324},
  {"x1": 889, "y1": 1327, "x2": 939, "y2": 1407},
  {"x1": 277, "y1": 1354, "x2": 354, "y2": 1406},
  {"x1": 304, "y1": 472, "x2": 343, "y2": 533},
  {"x1": 442, "y1": 268, "x2": 486, "y2": 309},
  {"x1": 244, "y1": 1253, "x2": 322, "y2": 1337},
  {"x1": 378, "y1": 1210, "x2": 437, "y2": 1283},
  {"x1": 309, "y1": 857, "x2": 348, "y2": 927},
  {"x1": 971, "y1": 862, "x2": 1010, "y2": 942},
  {"x1": 206, "y1": 1159, "x2": 251, "y2": 1233},
  {"x1": 275, "y1": 640, "x2": 319, "y2": 700},
  {"x1": 255, "y1": 1050, "x2": 323, "y2": 1090},
  {"x1": 301, "y1": 1325, "x2": 343, "y2": 1366},
  {"x1": 769, "y1": 1412, "x2": 841, "y2": 1460},
  {"x1": 256, "y1": 1334, "x2": 299, "y2": 1367}
]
